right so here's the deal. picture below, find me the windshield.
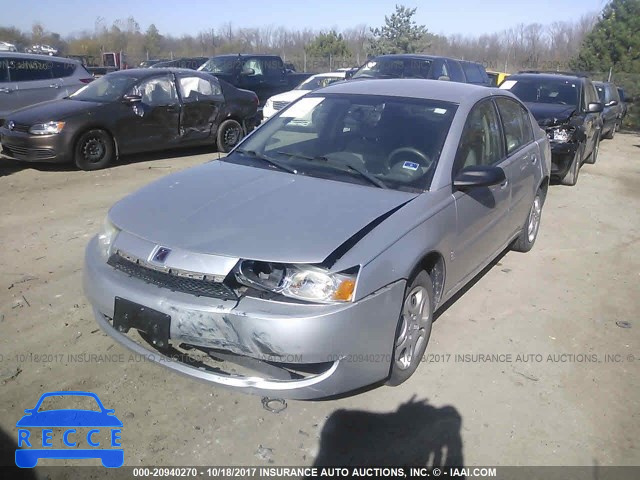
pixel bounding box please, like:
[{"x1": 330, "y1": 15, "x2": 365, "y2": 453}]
[
  {"x1": 70, "y1": 75, "x2": 138, "y2": 102},
  {"x1": 295, "y1": 75, "x2": 344, "y2": 90},
  {"x1": 503, "y1": 78, "x2": 579, "y2": 107},
  {"x1": 353, "y1": 58, "x2": 433, "y2": 79},
  {"x1": 198, "y1": 57, "x2": 237, "y2": 74},
  {"x1": 226, "y1": 94, "x2": 457, "y2": 192}
]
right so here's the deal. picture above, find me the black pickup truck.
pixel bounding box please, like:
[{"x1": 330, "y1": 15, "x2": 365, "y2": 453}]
[{"x1": 197, "y1": 54, "x2": 314, "y2": 109}]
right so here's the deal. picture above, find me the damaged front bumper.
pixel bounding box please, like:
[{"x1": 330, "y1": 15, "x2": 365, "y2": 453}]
[{"x1": 83, "y1": 237, "x2": 405, "y2": 400}]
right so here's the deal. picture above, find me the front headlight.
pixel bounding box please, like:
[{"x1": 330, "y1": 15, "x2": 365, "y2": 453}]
[
  {"x1": 235, "y1": 260, "x2": 357, "y2": 303},
  {"x1": 97, "y1": 217, "x2": 120, "y2": 260},
  {"x1": 547, "y1": 127, "x2": 574, "y2": 143},
  {"x1": 29, "y1": 121, "x2": 65, "y2": 135}
]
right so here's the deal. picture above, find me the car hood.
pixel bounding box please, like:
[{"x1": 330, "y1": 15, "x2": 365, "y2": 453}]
[
  {"x1": 525, "y1": 102, "x2": 576, "y2": 127},
  {"x1": 16, "y1": 410, "x2": 123, "y2": 427},
  {"x1": 268, "y1": 90, "x2": 308, "y2": 104},
  {"x1": 109, "y1": 161, "x2": 417, "y2": 264},
  {"x1": 7, "y1": 99, "x2": 101, "y2": 124}
]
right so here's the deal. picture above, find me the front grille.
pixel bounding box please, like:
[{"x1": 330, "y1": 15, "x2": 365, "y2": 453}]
[
  {"x1": 272, "y1": 100, "x2": 290, "y2": 111},
  {"x1": 107, "y1": 254, "x2": 238, "y2": 301},
  {"x1": 11, "y1": 123, "x2": 30, "y2": 133},
  {"x1": 2, "y1": 144, "x2": 56, "y2": 159}
]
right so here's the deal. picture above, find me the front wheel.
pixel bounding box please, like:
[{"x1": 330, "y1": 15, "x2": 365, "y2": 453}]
[
  {"x1": 511, "y1": 188, "x2": 544, "y2": 253},
  {"x1": 584, "y1": 136, "x2": 600, "y2": 165},
  {"x1": 560, "y1": 147, "x2": 582, "y2": 186},
  {"x1": 216, "y1": 119, "x2": 243, "y2": 153},
  {"x1": 74, "y1": 129, "x2": 115, "y2": 170},
  {"x1": 387, "y1": 271, "x2": 434, "y2": 386}
]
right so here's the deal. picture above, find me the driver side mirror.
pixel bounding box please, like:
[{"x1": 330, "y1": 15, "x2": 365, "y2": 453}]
[
  {"x1": 122, "y1": 94, "x2": 142, "y2": 104},
  {"x1": 240, "y1": 68, "x2": 255, "y2": 76},
  {"x1": 345, "y1": 70, "x2": 355, "y2": 79},
  {"x1": 453, "y1": 165, "x2": 506, "y2": 189},
  {"x1": 587, "y1": 102, "x2": 603, "y2": 113}
]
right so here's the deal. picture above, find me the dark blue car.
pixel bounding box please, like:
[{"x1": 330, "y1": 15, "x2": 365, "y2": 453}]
[{"x1": 15, "y1": 391, "x2": 123, "y2": 468}]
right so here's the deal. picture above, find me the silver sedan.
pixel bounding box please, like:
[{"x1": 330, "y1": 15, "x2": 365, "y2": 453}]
[{"x1": 84, "y1": 79, "x2": 551, "y2": 399}]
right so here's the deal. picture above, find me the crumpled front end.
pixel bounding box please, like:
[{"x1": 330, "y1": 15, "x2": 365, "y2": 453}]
[{"x1": 83, "y1": 235, "x2": 405, "y2": 400}]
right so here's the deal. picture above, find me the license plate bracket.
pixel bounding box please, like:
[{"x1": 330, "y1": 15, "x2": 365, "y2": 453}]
[{"x1": 113, "y1": 297, "x2": 171, "y2": 349}]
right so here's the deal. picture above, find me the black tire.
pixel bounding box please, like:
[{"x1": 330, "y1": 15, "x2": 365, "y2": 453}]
[
  {"x1": 74, "y1": 129, "x2": 115, "y2": 171},
  {"x1": 560, "y1": 146, "x2": 582, "y2": 186},
  {"x1": 603, "y1": 124, "x2": 615, "y2": 140},
  {"x1": 584, "y1": 135, "x2": 600, "y2": 165},
  {"x1": 511, "y1": 188, "x2": 544, "y2": 253},
  {"x1": 387, "y1": 270, "x2": 434, "y2": 386},
  {"x1": 216, "y1": 119, "x2": 243, "y2": 153}
]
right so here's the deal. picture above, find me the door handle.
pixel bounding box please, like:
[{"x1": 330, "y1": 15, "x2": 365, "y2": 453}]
[
  {"x1": 531, "y1": 155, "x2": 538, "y2": 165},
  {"x1": 48, "y1": 84, "x2": 60, "y2": 89}
]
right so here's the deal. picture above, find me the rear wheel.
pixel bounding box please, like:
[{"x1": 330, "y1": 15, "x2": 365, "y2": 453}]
[
  {"x1": 216, "y1": 119, "x2": 243, "y2": 153},
  {"x1": 387, "y1": 271, "x2": 434, "y2": 386},
  {"x1": 74, "y1": 129, "x2": 114, "y2": 170}
]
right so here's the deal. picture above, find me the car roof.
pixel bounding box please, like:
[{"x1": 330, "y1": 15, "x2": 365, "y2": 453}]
[
  {"x1": 369, "y1": 54, "x2": 483, "y2": 65},
  {"x1": 107, "y1": 67, "x2": 208, "y2": 77},
  {"x1": 208, "y1": 54, "x2": 282, "y2": 58},
  {"x1": 309, "y1": 72, "x2": 347, "y2": 78},
  {"x1": 314, "y1": 78, "x2": 498, "y2": 105},
  {"x1": 0, "y1": 51, "x2": 79, "y2": 64},
  {"x1": 509, "y1": 72, "x2": 587, "y2": 83}
]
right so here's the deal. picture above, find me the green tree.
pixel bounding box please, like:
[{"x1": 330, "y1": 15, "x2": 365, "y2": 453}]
[
  {"x1": 144, "y1": 24, "x2": 163, "y2": 57},
  {"x1": 572, "y1": 0, "x2": 640, "y2": 72},
  {"x1": 305, "y1": 30, "x2": 350, "y2": 58},
  {"x1": 369, "y1": 4, "x2": 430, "y2": 54}
]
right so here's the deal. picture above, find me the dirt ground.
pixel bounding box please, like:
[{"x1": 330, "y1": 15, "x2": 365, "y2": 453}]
[{"x1": 0, "y1": 134, "x2": 638, "y2": 476}]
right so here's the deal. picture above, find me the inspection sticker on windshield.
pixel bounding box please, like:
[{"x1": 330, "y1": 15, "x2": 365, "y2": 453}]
[
  {"x1": 500, "y1": 80, "x2": 517, "y2": 89},
  {"x1": 403, "y1": 161, "x2": 419, "y2": 171}
]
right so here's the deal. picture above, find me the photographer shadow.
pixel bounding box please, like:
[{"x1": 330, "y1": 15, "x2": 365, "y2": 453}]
[{"x1": 310, "y1": 396, "x2": 464, "y2": 468}]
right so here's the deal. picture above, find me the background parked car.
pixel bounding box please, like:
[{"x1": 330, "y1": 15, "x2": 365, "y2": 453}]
[
  {"x1": 617, "y1": 87, "x2": 628, "y2": 121},
  {"x1": 0, "y1": 41, "x2": 17, "y2": 52},
  {"x1": 594, "y1": 81, "x2": 623, "y2": 139},
  {"x1": 487, "y1": 70, "x2": 510, "y2": 87},
  {"x1": 139, "y1": 59, "x2": 169, "y2": 68},
  {"x1": 0, "y1": 68, "x2": 259, "y2": 170},
  {"x1": 151, "y1": 57, "x2": 208, "y2": 70},
  {"x1": 26, "y1": 44, "x2": 58, "y2": 56},
  {"x1": 262, "y1": 71, "x2": 346, "y2": 119},
  {"x1": 350, "y1": 54, "x2": 491, "y2": 85},
  {"x1": 198, "y1": 54, "x2": 314, "y2": 108},
  {"x1": 0, "y1": 52, "x2": 94, "y2": 123},
  {"x1": 501, "y1": 71, "x2": 603, "y2": 186}
]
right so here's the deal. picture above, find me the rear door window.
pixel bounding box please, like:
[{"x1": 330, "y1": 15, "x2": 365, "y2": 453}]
[
  {"x1": 461, "y1": 63, "x2": 486, "y2": 84},
  {"x1": 495, "y1": 97, "x2": 534, "y2": 155},
  {"x1": 8, "y1": 58, "x2": 54, "y2": 82},
  {"x1": 0, "y1": 57, "x2": 8, "y2": 82},
  {"x1": 446, "y1": 60, "x2": 465, "y2": 82},
  {"x1": 51, "y1": 61, "x2": 76, "y2": 78},
  {"x1": 178, "y1": 76, "x2": 223, "y2": 102}
]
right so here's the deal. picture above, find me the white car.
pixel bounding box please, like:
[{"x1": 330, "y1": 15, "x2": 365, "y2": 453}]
[
  {"x1": 262, "y1": 72, "x2": 346, "y2": 119},
  {"x1": 0, "y1": 41, "x2": 17, "y2": 52}
]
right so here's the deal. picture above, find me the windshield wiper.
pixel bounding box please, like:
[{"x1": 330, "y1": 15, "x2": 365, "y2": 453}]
[
  {"x1": 276, "y1": 151, "x2": 387, "y2": 189},
  {"x1": 235, "y1": 149, "x2": 297, "y2": 174}
]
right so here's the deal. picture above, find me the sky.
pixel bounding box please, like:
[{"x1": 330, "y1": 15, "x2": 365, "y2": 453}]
[{"x1": 1, "y1": 0, "x2": 608, "y2": 38}]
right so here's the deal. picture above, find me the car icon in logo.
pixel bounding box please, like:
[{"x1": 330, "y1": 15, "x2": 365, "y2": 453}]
[
  {"x1": 7, "y1": 121, "x2": 15, "y2": 131},
  {"x1": 151, "y1": 246, "x2": 171, "y2": 264},
  {"x1": 15, "y1": 391, "x2": 123, "y2": 468}
]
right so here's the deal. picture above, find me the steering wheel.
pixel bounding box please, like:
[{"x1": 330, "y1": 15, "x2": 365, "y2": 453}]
[{"x1": 387, "y1": 147, "x2": 432, "y2": 171}]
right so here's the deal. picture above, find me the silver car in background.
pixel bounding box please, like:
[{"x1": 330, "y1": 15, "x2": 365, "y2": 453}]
[
  {"x1": 0, "y1": 52, "x2": 94, "y2": 122},
  {"x1": 84, "y1": 79, "x2": 551, "y2": 399}
]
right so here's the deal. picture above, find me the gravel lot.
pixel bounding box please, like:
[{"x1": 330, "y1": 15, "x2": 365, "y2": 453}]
[{"x1": 0, "y1": 134, "x2": 638, "y2": 474}]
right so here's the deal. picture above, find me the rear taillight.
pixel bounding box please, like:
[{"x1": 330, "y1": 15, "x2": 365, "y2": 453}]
[{"x1": 79, "y1": 78, "x2": 94, "y2": 84}]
